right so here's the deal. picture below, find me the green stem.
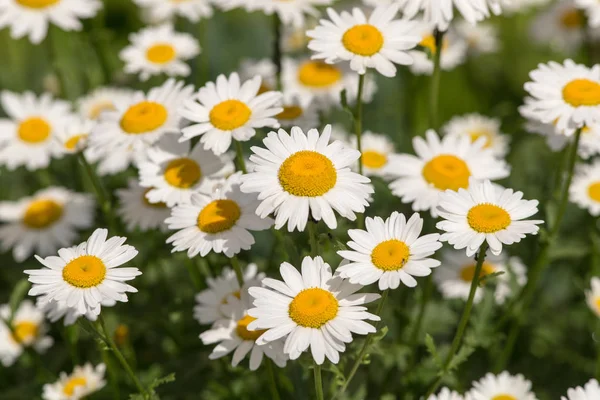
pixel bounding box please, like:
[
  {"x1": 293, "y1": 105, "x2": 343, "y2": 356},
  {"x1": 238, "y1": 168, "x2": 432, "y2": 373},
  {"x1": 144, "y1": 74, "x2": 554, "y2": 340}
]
[
  {"x1": 354, "y1": 73, "x2": 366, "y2": 229},
  {"x1": 595, "y1": 320, "x2": 600, "y2": 381},
  {"x1": 185, "y1": 258, "x2": 203, "y2": 291},
  {"x1": 307, "y1": 221, "x2": 320, "y2": 257},
  {"x1": 234, "y1": 140, "x2": 248, "y2": 174},
  {"x1": 266, "y1": 358, "x2": 281, "y2": 400},
  {"x1": 313, "y1": 362, "x2": 324, "y2": 400},
  {"x1": 424, "y1": 243, "x2": 489, "y2": 398},
  {"x1": 231, "y1": 255, "x2": 245, "y2": 287},
  {"x1": 429, "y1": 29, "x2": 445, "y2": 131},
  {"x1": 405, "y1": 276, "x2": 433, "y2": 372},
  {"x1": 272, "y1": 14, "x2": 282, "y2": 90},
  {"x1": 77, "y1": 151, "x2": 117, "y2": 233}
]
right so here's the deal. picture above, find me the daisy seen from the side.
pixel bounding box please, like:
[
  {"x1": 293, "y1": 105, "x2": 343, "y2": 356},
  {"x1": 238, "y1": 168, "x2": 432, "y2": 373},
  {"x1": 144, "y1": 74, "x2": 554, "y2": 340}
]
[
  {"x1": 465, "y1": 371, "x2": 538, "y2": 400},
  {"x1": 42, "y1": 363, "x2": 106, "y2": 400},
  {"x1": 77, "y1": 87, "x2": 132, "y2": 121},
  {"x1": 54, "y1": 117, "x2": 94, "y2": 154},
  {"x1": 351, "y1": 130, "x2": 399, "y2": 177},
  {"x1": 443, "y1": 113, "x2": 510, "y2": 158},
  {"x1": 116, "y1": 178, "x2": 170, "y2": 233},
  {"x1": 408, "y1": 26, "x2": 468, "y2": 75}
]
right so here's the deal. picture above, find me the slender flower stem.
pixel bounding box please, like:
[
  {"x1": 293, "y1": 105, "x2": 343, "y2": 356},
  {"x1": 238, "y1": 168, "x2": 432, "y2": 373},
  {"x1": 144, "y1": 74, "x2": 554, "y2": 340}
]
[
  {"x1": 307, "y1": 221, "x2": 320, "y2": 257},
  {"x1": 354, "y1": 73, "x2": 366, "y2": 229},
  {"x1": 272, "y1": 14, "x2": 282, "y2": 90},
  {"x1": 77, "y1": 151, "x2": 117, "y2": 233},
  {"x1": 266, "y1": 358, "x2": 281, "y2": 400},
  {"x1": 334, "y1": 289, "x2": 389, "y2": 399},
  {"x1": 231, "y1": 255, "x2": 245, "y2": 287},
  {"x1": 424, "y1": 243, "x2": 489, "y2": 398},
  {"x1": 429, "y1": 29, "x2": 445, "y2": 131},
  {"x1": 185, "y1": 258, "x2": 203, "y2": 290},
  {"x1": 405, "y1": 276, "x2": 433, "y2": 371},
  {"x1": 313, "y1": 362, "x2": 324, "y2": 400},
  {"x1": 595, "y1": 321, "x2": 600, "y2": 381},
  {"x1": 234, "y1": 140, "x2": 248, "y2": 174}
]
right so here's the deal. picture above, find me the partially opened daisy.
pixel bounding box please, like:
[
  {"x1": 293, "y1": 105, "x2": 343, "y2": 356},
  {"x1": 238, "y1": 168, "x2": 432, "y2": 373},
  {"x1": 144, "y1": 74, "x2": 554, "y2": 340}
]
[
  {"x1": 179, "y1": 72, "x2": 283, "y2": 155},
  {"x1": 351, "y1": 131, "x2": 398, "y2": 177},
  {"x1": 408, "y1": 26, "x2": 467, "y2": 75},
  {"x1": 428, "y1": 387, "x2": 464, "y2": 400},
  {"x1": 241, "y1": 125, "x2": 373, "y2": 232},
  {"x1": 250, "y1": 0, "x2": 331, "y2": 28},
  {"x1": 42, "y1": 363, "x2": 106, "y2": 400},
  {"x1": 138, "y1": 134, "x2": 231, "y2": 207},
  {"x1": 247, "y1": 256, "x2": 381, "y2": 364},
  {"x1": 576, "y1": 0, "x2": 600, "y2": 27},
  {"x1": 0, "y1": 187, "x2": 94, "y2": 262},
  {"x1": 166, "y1": 172, "x2": 273, "y2": 258},
  {"x1": 200, "y1": 286, "x2": 287, "y2": 371},
  {"x1": 436, "y1": 179, "x2": 543, "y2": 256},
  {"x1": 0, "y1": 0, "x2": 101, "y2": 44},
  {"x1": 338, "y1": 212, "x2": 442, "y2": 290},
  {"x1": 25, "y1": 228, "x2": 141, "y2": 317},
  {"x1": 54, "y1": 117, "x2": 94, "y2": 154},
  {"x1": 443, "y1": 113, "x2": 510, "y2": 158},
  {"x1": 77, "y1": 87, "x2": 132, "y2": 121},
  {"x1": 0, "y1": 90, "x2": 72, "y2": 170},
  {"x1": 0, "y1": 300, "x2": 53, "y2": 366},
  {"x1": 585, "y1": 277, "x2": 600, "y2": 317},
  {"x1": 307, "y1": 4, "x2": 421, "y2": 77},
  {"x1": 521, "y1": 59, "x2": 600, "y2": 134},
  {"x1": 570, "y1": 160, "x2": 600, "y2": 216},
  {"x1": 466, "y1": 371, "x2": 538, "y2": 400},
  {"x1": 132, "y1": 0, "x2": 213, "y2": 23},
  {"x1": 120, "y1": 24, "x2": 200, "y2": 81},
  {"x1": 562, "y1": 379, "x2": 600, "y2": 400},
  {"x1": 116, "y1": 179, "x2": 170, "y2": 233},
  {"x1": 388, "y1": 130, "x2": 510, "y2": 217}
]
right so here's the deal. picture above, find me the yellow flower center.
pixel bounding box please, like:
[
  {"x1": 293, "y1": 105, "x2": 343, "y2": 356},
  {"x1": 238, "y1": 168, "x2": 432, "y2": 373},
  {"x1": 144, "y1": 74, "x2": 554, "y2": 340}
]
[
  {"x1": 491, "y1": 396, "x2": 517, "y2": 400},
  {"x1": 288, "y1": 288, "x2": 339, "y2": 328},
  {"x1": 89, "y1": 101, "x2": 116, "y2": 120},
  {"x1": 11, "y1": 321, "x2": 38, "y2": 344},
  {"x1": 588, "y1": 182, "x2": 600, "y2": 202},
  {"x1": 298, "y1": 61, "x2": 343, "y2": 88},
  {"x1": 146, "y1": 43, "x2": 177, "y2": 64},
  {"x1": 560, "y1": 8, "x2": 583, "y2": 28},
  {"x1": 65, "y1": 134, "x2": 88, "y2": 150},
  {"x1": 467, "y1": 204, "x2": 511, "y2": 233},
  {"x1": 257, "y1": 83, "x2": 272, "y2": 95},
  {"x1": 562, "y1": 79, "x2": 600, "y2": 107},
  {"x1": 18, "y1": 117, "x2": 51, "y2": 143},
  {"x1": 278, "y1": 151, "x2": 337, "y2": 197},
  {"x1": 419, "y1": 35, "x2": 448, "y2": 55},
  {"x1": 15, "y1": 0, "x2": 59, "y2": 8},
  {"x1": 277, "y1": 106, "x2": 304, "y2": 120},
  {"x1": 209, "y1": 99, "x2": 252, "y2": 131},
  {"x1": 371, "y1": 240, "x2": 410, "y2": 271},
  {"x1": 422, "y1": 154, "x2": 471, "y2": 191},
  {"x1": 163, "y1": 158, "x2": 202, "y2": 188},
  {"x1": 62, "y1": 255, "x2": 107, "y2": 288},
  {"x1": 120, "y1": 101, "x2": 168, "y2": 134},
  {"x1": 142, "y1": 189, "x2": 167, "y2": 208},
  {"x1": 362, "y1": 150, "x2": 387, "y2": 169},
  {"x1": 197, "y1": 199, "x2": 241, "y2": 234},
  {"x1": 460, "y1": 262, "x2": 496, "y2": 282},
  {"x1": 594, "y1": 297, "x2": 600, "y2": 313},
  {"x1": 221, "y1": 290, "x2": 241, "y2": 304},
  {"x1": 62, "y1": 377, "x2": 87, "y2": 396},
  {"x1": 468, "y1": 129, "x2": 493, "y2": 148},
  {"x1": 342, "y1": 24, "x2": 384, "y2": 56},
  {"x1": 23, "y1": 199, "x2": 64, "y2": 229},
  {"x1": 236, "y1": 315, "x2": 267, "y2": 341}
]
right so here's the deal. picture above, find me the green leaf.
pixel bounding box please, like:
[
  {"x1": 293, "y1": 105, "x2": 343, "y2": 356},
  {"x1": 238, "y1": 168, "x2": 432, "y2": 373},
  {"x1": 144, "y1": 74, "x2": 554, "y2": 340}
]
[
  {"x1": 9, "y1": 279, "x2": 30, "y2": 320},
  {"x1": 447, "y1": 344, "x2": 475, "y2": 372},
  {"x1": 149, "y1": 373, "x2": 176, "y2": 390},
  {"x1": 372, "y1": 325, "x2": 389, "y2": 344},
  {"x1": 424, "y1": 334, "x2": 442, "y2": 368}
]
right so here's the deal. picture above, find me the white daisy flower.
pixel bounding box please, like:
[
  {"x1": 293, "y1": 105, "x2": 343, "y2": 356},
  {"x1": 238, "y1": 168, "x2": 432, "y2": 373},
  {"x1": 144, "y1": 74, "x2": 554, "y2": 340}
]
[
  {"x1": 275, "y1": 98, "x2": 320, "y2": 130},
  {"x1": 239, "y1": 58, "x2": 277, "y2": 93},
  {"x1": 388, "y1": 130, "x2": 510, "y2": 217},
  {"x1": 0, "y1": 90, "x2": 72, "y2": 170},
  {"x1": 0, "y1": 300, "x2": 53, "y2": 367},
  {"x1": 194, "y1": 263, "x2": 264, "y2": 325},
  {"x1": 77, "y1": 87, "x2": 133, "y2": 121},
  {"x1": 307, "y1": 4, "x2": 421, "y2": 78},
  {"x1": 562, "y1": 379, "x2": 600, "y2": 400},
  {"x1": 428, "y1": 387, "x2": 464, "y2": 400},
  {"x1": 436, "y1": 179, "x2": 543, "y2": 256},
  {"x1": 25, "y1": 228, "x2": 141, "y2": 317},
  {"x1": 443, "y1": 113, "x2": 510, "y2": 158},
  {"x1": 116, "y1": 178, "x2": 170, "y2": 233},
  {"x1": 37, "y1": 296, "x2": 115, "y2": 326},
  {"x1": 138, "y1": 134, "x2": 231, "y2": 207},
  {"x1": 42, "y1": 363, "x2": 106, "y2": 400},
  {"x1": 250, "y1": 0, "x2": 331, "y2": 28},
  {"x1": 397, "y1": 0, "x2": 493, "y2": 30},
  {"x1": 466, "y1": 371, "x2": 538, "y2": 400},
  {"x1": 54, "y1": 117, "x2": 95, "y2": 154},
  {"x1": 89, "y1": 79, "x2": 194, "y2": 154},
  {"x1": 241, "y1": 125, "x2": 373, "y2": 232},
  {"x1": 179, "y1": 72, "x2": 283, "y2": 155},
  {"x1": 247, "y1": 256, "x2": 381, "y2": 364},
  {"x1": 585, "y1": 277, "x2": 600, "y2": 318},
  {"x1": 530, "y1": 0, "x2": 585, "y2": 54},
  {"x1": 337, "y1": 212, "x2": 442, "y2": 290},
  {"x1": 577, "y1": 0, "x2": 600, "y2": 27},
  {"x1": 200, "y1": 285, "x2": 287, "y2": 371},
  {"x1": 132, "y1": 0, "x2": 213, "y2": 23},
  {"x1": 408, "y1": 26, "x2": 468, "y2": 76},
  {"x1": 570, "y1": 160, "x2": 600, "y2": 216},
  {"x1": 0, "y1": 187, "x2": 94, "y2": 262},
  {"x1": 166, "y1": 172, "x2": 273, "y2": 257},
  {"x1": 521, "y1": 59, "x2": 600, "y2": 134},
  {"x1": 349, "y1": 131, "x2": 398, "y2": 177},
  {"x1": 455, "y1": 20, "x2": 499, "y2": 55},
  {"x1": 120, "y1": 24, "x2": 200, "y2": 81},
  {"x1": 0, "y1": 0, "x2": 101, "y2": 44},
  {"x1": 434, "y1": 250, "x2": 527, "y2": 303},
  {"x1": 281, "y1": 57, "x2": 377, "y2": 108}
]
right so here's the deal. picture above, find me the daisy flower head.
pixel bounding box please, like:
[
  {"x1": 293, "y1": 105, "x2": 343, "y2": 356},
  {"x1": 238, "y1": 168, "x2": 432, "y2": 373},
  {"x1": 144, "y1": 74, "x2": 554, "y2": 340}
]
[
  {"x1": 250, "y1": 0, "x2": 331, "y2": 28},
  {"x1": 350, "y1": 131, "x2": 398, "y2": 177},
  {"x1": 398, "y1": 0, "x2": 494, "y2": 30},
  {"x1": 116, "y1": 178, "x2": 170, "y2": 233},
  {"x1": 306, "y1": 4, "x2": 422, "y2": 78},
  {"x1": 179, "y1": 72, "x2": 283, "y2": 155},
  {"x1": 530, "y1": 0, "x2": 586, "y2": 54},
  {"x1": 89, "y1": 79, "x2": 194, "y2": 153},
  {"x1": 337, "y1": 212, "x2": 442, "y2": 290},
  {"x1": 585, "y1": 277, "x2": 600, "y2": 318},
  {"x1": 239, "y1": 58, "x2": 277, "y2": 93},
  {"x1": 132, "y1": 0, "x2": 213, "y2": 23},
  {"x1": 54, "y1": 117, "x2": 95, "y2": 154},
  {"x1": 455, "y1": 20, "x2": 499, "y2": 55},
  {"x1": 247, "y1": 256, "x2": 381, "y2": 364},
  {"x1": 466, "y1": 371, "x2": 538, "y2": 400},
  {"x1": 570, "y1": 160, "x2": 600, "y2": 216},
  {"x1": 576, "y1": 0, "x2": 600, "y2": 28},
  {"x1": 0, "y1": 90, "x2": 72, "y2": 170},
  {"x1": 25, "y1": 228, "x2": 141, "y2": 317},
  {"x1": 200, "y1": 285, "x2": 287, "y2": 371},
  {"x1": 443, "y1": 113, "x2": 510, "y2": 158},
  {"x1": 275, "y1": 98, "x2": 320, "y2": 130},
  {"x1": 0, "y1": 300, "x2": 53, "y2": 366},
  {"x1": 429, "y1": 387, "x2": 464, "y2": 400},
  {"x1": 434, "y1": 250, "x2": 527, "y2": 303},
  {"x1": 408, "y1": 25, "x2": 468, "y2": 76},
  {"x1": 77, "y1": 87, "x2": 133, "y2": 121},
  {"x1": 42, "y1": 363, "x2": 106, "y2": 400},
  {"x1": 120, "y1": 24, "x2": 200, "y2": 81},
  {"x1": 522, "y1": 59, "x2": 600, "y2": 134},
  {"x1": 436, "y1": 179, "x2": 544, "y2": 256},
  {"x1": 240, "y1": 125, "x2": 373, "y2": 232},
  {"x1": 0, "y1": 0, "x2": 101, "y2": 44},
  {"x1": 0, "y1": 187, "x2": 94, "y2": 262},
  {"x1": 166, "y1": 172, "x2": 273, "y2": 258},
  {"x1": 562, "y1": 379, "x2": 600, "y2": 400},
  {"x1": 388, "y1": 130, "x2": 510, "y2": 217},
  {"x1": 138, "y1": 134, "x2": 231, "y2": 207}
]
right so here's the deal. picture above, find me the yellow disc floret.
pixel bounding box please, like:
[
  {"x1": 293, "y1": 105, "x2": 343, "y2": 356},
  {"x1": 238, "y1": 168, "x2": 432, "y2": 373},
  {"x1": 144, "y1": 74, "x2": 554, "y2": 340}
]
[
  {"x1": 163, "y1": 158, "x2": 202, "y2": 188},
  {"x1": 460, "y1": 262, "x2": 496, "y2": 282},
  {"x1": 23, "y1": 199, "x2": 63, "y2": 229},
  {"x1": 64, "y1": 134, "x2": 88, "y2": 150},
  {"x1": 62, "y1": 377, "x2": 87, "y2": 396},
  {"x1": 197, "y1": 199, "x2": 241, "y2": 234},
  {"x1": 422, "y1": 154, "x2": 471, "y2": 191},
  {"x1": 467, "y1": 204, "x2": 511, "y2": 233},
  {"x1": 146, "y1": 43, "x2": 177, "y2": 64},
  {"x1": 120, "y1": 101, "x2": 168, "y2": 134},
  {"x1": 209, "y1": 100, "x2": 252, "y2": 131},
  {"x1": 277, "y1": 106, "x2": 303, "y2": 120},
  {"x1": 236, "y1": 315, "x2": 267, "y2": 341},
  {"x1": 289, "y1": 288, "x2": 339, "y2": 328},
  {"x1": 562, "y1": 79, "x2": 600, "y2": 107},
  {"x1": 298, "y1": 61, "x2": 342, "y2": 88},
  {"x1": 371, "y1": 240, "x2": 410, "y2": 271},
  {"x1": 588, "y1": 181, "x2": 600, "y2": 202},
  {"x1": 62, "y1": 255, "x2": 107, "y2": 288},
  {"x1": 342, "y1": 24, "x2": 384, "y2": 56},
  {"x1": 18, "y1": 117, "x2": 51, "y2": 143},
  {"x1": 278, "y1": 151, "x2": 337, "y2": 197},
  {"x1": 11, "y1": 321, "x2": 38, "y2": 344},
  {"x1": 15, "y1": 0, "x2": 59, "y2": 8},
  {"x1": 362, "y1": 150, "x2": 387, "y2": 169}
]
